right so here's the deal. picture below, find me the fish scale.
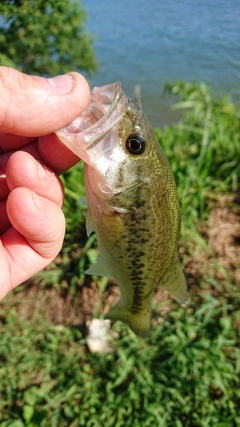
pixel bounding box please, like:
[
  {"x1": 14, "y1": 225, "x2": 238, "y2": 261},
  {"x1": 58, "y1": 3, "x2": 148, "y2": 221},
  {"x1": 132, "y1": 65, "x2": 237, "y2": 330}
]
[{"x1": 56, "y1": 82, "x2": 187, "y2": 337}]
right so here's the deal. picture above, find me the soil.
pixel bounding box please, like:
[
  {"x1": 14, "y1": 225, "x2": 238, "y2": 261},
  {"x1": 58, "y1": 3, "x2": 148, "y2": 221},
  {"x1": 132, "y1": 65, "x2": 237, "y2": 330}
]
[
  {"x1": 185, "y1": 195, "x2": 240, "y2": 291},
  {"x1": 1, "y1": 196, "x2": 239, "y2": 330}
]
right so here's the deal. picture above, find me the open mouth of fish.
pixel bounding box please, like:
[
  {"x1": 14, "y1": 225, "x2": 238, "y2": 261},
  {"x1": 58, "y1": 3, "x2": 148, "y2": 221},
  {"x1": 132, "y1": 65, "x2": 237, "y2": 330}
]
[
  {"x1": 56, "y1": 82, "x2": 149, "y2": 198},
  {"x1": 56, "y1": 82, "x2": 142, "y2": 166}
]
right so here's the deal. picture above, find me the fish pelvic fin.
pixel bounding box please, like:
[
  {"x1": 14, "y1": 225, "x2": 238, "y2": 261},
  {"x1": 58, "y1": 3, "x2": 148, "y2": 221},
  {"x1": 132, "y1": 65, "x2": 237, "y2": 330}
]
[
  {"x1": 85, "y1": 257, "x2": 109, "y2": 277},
  {"x1": 160, "y1": 255, "x2": 187, "y2": 305},
  {"x1": 105, "y1": 303, "x2": 151, "y2": 338}
]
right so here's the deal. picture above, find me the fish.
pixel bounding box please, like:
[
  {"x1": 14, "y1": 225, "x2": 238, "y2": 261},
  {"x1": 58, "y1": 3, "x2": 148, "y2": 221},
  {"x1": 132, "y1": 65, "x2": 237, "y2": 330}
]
[{"x1": 56, "y1": 82, "x2": 187, "y2": 337}]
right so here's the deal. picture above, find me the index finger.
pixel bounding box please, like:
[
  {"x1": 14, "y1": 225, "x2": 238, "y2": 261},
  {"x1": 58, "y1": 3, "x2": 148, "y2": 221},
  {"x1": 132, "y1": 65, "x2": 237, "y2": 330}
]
[
  {"x1": 38, "y1": 133, "x2": 80, "y2": 175},
  {"x1": 0, "y1": 133, "x2": 35, "y2": 151},
  {"x1": 0, "y1": 133, "x2": 80, "y2": 181}
]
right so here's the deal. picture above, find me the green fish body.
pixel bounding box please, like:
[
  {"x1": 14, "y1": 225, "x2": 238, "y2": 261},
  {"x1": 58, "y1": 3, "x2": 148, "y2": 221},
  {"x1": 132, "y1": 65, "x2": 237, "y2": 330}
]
[{"x1": 57, "y1": 83, "x2": 187, "y2": 337}]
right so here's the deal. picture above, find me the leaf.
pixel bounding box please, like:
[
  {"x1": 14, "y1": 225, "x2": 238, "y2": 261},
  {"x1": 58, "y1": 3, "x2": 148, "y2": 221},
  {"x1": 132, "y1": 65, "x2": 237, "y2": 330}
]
[{"x1": 23, "y1": 404, "x2": 34, "y2": 423}]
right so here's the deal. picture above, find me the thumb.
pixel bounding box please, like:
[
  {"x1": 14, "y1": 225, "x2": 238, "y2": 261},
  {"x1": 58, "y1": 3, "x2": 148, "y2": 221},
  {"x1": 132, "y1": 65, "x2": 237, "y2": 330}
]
[{"x1": 0, "y1": 66, "x2": 90, "y2": 137}]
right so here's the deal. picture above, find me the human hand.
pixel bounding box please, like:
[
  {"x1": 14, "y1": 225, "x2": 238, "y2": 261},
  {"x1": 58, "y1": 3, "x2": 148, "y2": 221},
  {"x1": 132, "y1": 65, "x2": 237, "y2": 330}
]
[{"x1": 0, "y1": 66, "x2": 90, "y2": 300}]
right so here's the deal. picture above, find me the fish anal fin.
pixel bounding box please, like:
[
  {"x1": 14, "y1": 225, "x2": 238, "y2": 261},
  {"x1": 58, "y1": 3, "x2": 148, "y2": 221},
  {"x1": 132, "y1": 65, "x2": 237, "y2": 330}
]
[
  {"x1": 85, "y1": 257, "x2": 109, "y2": 277},
  {"x1": 105, "y1": 302, "x2": 151, "y2": 338},
  {"x1": 160, "y1": 256, "x2": 187, "y2": 305}
]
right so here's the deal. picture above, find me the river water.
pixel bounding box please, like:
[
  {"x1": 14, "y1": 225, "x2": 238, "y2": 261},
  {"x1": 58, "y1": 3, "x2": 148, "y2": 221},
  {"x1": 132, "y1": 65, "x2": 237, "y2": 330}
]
[{"x1": 82, "y1": 0, "x2": 240, "y2": 126}]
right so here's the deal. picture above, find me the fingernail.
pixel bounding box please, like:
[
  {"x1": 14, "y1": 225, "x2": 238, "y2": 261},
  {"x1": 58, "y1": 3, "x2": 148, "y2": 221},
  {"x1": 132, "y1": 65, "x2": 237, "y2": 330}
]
[
  {"x1": 37, "y1": 161, "x2": 47, "y2": 179},
  {"x1": 47, "y1": 74, "x2": 73, "y2": 95},
  {"x1": 31, "y1": 191, "x2": 43, "y2": 209}
]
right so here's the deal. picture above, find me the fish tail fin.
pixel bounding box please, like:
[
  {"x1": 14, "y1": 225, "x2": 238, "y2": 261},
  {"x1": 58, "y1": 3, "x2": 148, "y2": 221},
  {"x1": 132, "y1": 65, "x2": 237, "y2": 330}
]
[
  {"x1": 105, "y1": 303, "x2": 151, "y2": 338},
  {"x1": 161, "y1": 255, "x2": 187, "y2": 305}
]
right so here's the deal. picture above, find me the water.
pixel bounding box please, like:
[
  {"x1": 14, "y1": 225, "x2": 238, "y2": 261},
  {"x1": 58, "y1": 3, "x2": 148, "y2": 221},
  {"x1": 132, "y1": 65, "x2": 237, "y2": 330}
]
[{"x1": 82, "y1": 0, "x2": 240, "y2": 126}]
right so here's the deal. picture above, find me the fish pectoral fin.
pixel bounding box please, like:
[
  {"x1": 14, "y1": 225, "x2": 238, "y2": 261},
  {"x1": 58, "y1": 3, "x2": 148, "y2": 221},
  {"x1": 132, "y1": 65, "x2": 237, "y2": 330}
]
[
  {"x1": 105, "y1": 302, "x2": 151, "y2": 338},
  {"x1": 78, "y1": 196, "x2": 88, "y2": 208},
  {"x1": 160, "y1": 256, "x2": 187, "y2": 305},
  {"x1": 85, "y1": 257, "x2": 109, "y2": 277},
  {"x1": 78, "y1": 197, "x2": 94, "y2": 237},
  {"x1": 86, "y1": 208, "x2": 95, "y2": 237}
]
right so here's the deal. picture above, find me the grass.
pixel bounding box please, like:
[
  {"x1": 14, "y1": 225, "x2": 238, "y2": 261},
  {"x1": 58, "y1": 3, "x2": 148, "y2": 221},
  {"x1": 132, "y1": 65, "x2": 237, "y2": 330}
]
[
  {"x1": 0, "y1": 294, "x2": 239, "y2": 426},
  {"x1": 158, "y1": 80, "x2": 240, "y2": 235},
  {"x1": 0, "y1": 81, "x2": 239, "y2": 426}
]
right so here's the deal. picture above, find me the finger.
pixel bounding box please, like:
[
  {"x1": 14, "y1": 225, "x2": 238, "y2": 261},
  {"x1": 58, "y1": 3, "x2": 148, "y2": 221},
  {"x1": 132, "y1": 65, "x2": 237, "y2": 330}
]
[
  {"x1": 0, "y1": 133, "x2": 80, "y2": 178},
  {"x1": 0, "y1": 135, "x2": 77, "y2": 198},
  {"x1": 0, "y1": 144, "x2": 41, "y2": 201},
  {"x1": 0, "y1": 200, "x2": 11, "y2": 234},
  {"x1": 0, "y1": 134, "x2": 35, "y2": 150},
  {"x1": 1, "y1": 187, "x2": 65, "y2": 299},
  {"x1": 0, "y1": 67, "x2": 90, "y2": 141},
  {"x1": 38, "y1": 133, "x2": 80, "y2": 174},
  {"x1": 0, "y1": 174, "x2": 9, "y2": 200},
  {"x1": 6, "y1": 151, "x2": 64, "y2": 207}
]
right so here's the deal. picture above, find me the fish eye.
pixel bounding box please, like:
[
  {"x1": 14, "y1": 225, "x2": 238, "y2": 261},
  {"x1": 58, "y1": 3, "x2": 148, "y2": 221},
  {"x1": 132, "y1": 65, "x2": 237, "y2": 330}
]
[{"x1": 125, "y1": 133, "x2": 146, "y2": 155}]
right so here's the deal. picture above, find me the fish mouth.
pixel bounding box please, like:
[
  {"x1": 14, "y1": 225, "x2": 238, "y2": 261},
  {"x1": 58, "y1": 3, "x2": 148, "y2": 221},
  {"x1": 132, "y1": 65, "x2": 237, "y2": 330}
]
[
  {"x1": 56, "y1": 82, "x2": 133, "y2": 164},
  {"x1": 86, "y1": 82, "x2": 125, "y2": 150}
]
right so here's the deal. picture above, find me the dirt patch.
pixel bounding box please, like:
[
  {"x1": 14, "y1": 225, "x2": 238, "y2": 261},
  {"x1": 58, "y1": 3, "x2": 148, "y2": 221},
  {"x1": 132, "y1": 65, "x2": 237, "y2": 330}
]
[
  {"x1": 1, "y1": 197, "x2": 239, "y2": 329},
  {"x1": 185, "y1": 196, "x2": 240, "y2": 294}
]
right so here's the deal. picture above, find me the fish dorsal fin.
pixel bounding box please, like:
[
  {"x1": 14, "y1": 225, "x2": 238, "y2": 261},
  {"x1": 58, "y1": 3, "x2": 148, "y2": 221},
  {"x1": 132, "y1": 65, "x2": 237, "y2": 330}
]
[
  {"x1": 86, "y1": 208, "x2": 95, "y2": 237},
  {"x1": 85, "y1": 257, "x2": 109, "y2": 277},
  {"x1": 160, "y1": 256, "x2": 187, "y2": 305}
]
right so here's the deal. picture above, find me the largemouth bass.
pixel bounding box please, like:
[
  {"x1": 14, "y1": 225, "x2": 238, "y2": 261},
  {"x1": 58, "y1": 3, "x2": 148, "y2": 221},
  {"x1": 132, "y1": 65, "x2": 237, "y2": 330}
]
[{"x1": 56, "y1": 82, "x2": 187, "y2": 337}]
